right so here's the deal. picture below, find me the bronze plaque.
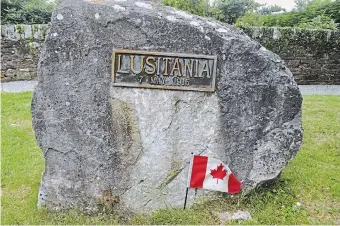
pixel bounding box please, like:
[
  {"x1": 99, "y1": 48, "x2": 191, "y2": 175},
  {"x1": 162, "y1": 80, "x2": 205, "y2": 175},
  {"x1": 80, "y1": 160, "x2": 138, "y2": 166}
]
[{"x1": 112, "y1": 50, "x2": 217, "y2": 92}]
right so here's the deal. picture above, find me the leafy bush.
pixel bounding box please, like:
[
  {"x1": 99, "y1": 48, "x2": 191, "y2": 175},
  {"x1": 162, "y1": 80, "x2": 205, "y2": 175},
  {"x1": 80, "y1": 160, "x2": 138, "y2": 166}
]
[
  {"x1": 162, "y1": 0, "x2": 208, "y2": 16},
  {"x1": 296, "y1": 15, "x2": 337, "y2": 29},
  {"x1": 1, "y1": 0, "x2": 57, "y2": 24},
  {"x1": 162, "y1": 0, "x2": 260, "y2": 25},
  {"x1": 261, "y1": 0, "x2": 339, "y2": 29},
  {"x1": 235, "y1": 12, "x2": 266, "y2": 27},
  {"x1": 211, "y1": 0, "x2": 261, "y2": 24},
  {"x1": 258, "y1": 5, "x2": 286, "y2": 15},
  {"x1": 237, "y1": 0, "x2": 339, "y2": 30},
  {"x1": 295, "y1": 0, "x2": 312, "y2": 10}
]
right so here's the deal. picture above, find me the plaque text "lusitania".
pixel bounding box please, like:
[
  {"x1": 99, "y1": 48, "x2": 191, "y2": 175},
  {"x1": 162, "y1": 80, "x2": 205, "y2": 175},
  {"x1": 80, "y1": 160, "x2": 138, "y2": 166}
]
[{"x1": 112, "y1": 50, "x2": 217, "y2": 92}]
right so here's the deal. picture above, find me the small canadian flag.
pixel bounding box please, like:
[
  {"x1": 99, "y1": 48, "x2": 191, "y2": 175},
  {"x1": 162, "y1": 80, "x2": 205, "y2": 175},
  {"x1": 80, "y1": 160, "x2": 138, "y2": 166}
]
[{"x1": 187, "y1": 155, "x2": 242, "y2": 194}]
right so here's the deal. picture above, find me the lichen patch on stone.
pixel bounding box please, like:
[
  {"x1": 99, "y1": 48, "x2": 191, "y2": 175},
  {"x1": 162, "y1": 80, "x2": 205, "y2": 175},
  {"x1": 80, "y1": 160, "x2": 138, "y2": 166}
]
[
  {"x1": 326, "y1": 31, "x2": 332, "y2": 42},
  {"x1": 166, "y1": 15, "x2": 177, "y2": 22},
  {"x1": 85, "y1": 0, "x2": 104, "y2": 3},
  {"x1": 56, "y1": 14, "x2": 64, "y2": 20},
  {"x1": 95, "y1": 13, "x2": 100, "y2": 19},
  {"x1": 171, "y1": 10, "x2": 193, "y2": 19},
  {"x1": 217, "y1": 28, "x2": 229, "y2": 33},
  {"x1": 273, "y1": 28, "x2": 281, "y2": 40},
  {"x1": 112, "y1": 4, "x2": 125, "y2": 12},
  {"x1": 135, "y1": 2, "x2": 153, "y2": 9},
  {"x1": 260, "y1": 46, "x2": 268, "y2": 52},
  {"x1": 206, "y1": 21, "x2": 218, "y2": 27},
  {"x1": 190, "y1": 21, "x2": 200, "y2": 26},
  {"x1": 190, "y1": 21, "x2": 204, "y2": 32}
]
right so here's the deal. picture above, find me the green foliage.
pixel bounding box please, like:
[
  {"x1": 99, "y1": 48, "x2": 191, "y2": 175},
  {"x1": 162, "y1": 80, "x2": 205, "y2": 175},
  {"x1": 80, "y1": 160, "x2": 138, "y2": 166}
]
[
  {"x1": 237, "y1": 0, "x2": 339, "y2": 29},
  {"x1": 323, "y1": 0, "x2": 340, "y2": 24},
  {"x1": 296, "y1": 15, "x2": 337, "y2": 29},
  {"x1": 1, "y1": 0, "x2": 57, "y2": 24},
  {"x1": 258, "y1": 5, "x2": 286, "y2": 15},
  {"x1": 162, "y1": 0, "x2": 260, "y2": 25},
  {"x1": 212, "y1": 0, "x2": 261, "y2": 24},
  {"x1": 15, "y1": 24, "x2": 24, "y2": 34},
  {"x1": 265, "y1": 0, "x2": 339, "y2": 28},
  {"x1": 295, "y1": 0, "x2": 312, "y2": 10},
  {"x1": 236, "y1": 13, "x2": 266, "y2": 27},
  {"x1": 162, "y1": 0, "x2": 339, "y2": 29},
  {"x1": 162, "y1": 0, "x2": 208, "y2": 16}
]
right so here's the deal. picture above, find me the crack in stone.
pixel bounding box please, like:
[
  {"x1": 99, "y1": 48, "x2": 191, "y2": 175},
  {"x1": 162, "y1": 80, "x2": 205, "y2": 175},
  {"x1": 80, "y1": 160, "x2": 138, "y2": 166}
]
[
  {"x1": 163, "y1": 99, "x2": 190, "y2": 132},
  {"x1": 104, "y1": 17, "x2": 125, "y2": 28},
  {"x1": 157, "y1": 165, "x2": 185, "y2": 189},
  {"x1": 120, "y1": 179, "x2": 145, "y2": 196},
  {"x1": 143, "y1": 199, "x2": 152, "y2": 207},
  {"x1": 197, "y1": 149, "x2": 207, "y2": 156},
  {"x1": 44, "y1": 147, "x2": 77, "y2": 157},
  {"x1": 262, "y1": 109, "x2": 301, "y2": 138},
  {"x1": 157, "y1": 149, "x2": 207, "y2": 189},
  {"x1": 131, "y1": 148, "x2": 144, "y2": 166},
  {"x1": 191, "y1": 144, "x2": 209, "y2": 156}
]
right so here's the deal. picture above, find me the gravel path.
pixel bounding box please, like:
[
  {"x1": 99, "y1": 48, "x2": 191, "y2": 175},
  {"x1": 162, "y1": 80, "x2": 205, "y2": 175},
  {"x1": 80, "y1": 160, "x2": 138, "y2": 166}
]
[
  {"x1": 298, "y1": 85, "x2": 340, "y2": 95},
  {"x1": 1, "y1": 81, "x2": 340, "y2": 95},
  {"x1": 1, "y1": 81, "x2": 38, "y2": 93}
]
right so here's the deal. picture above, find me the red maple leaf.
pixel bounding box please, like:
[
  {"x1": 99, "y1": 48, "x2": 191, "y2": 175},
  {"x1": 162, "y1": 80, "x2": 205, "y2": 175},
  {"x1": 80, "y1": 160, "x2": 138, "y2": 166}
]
[{"x1": 210, "y1": 163, "x2": 227, "y2": 184}]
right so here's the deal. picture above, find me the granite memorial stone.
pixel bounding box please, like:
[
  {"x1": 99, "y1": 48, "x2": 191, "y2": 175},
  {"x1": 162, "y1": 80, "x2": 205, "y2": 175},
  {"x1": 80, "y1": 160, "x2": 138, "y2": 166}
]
[{"x1": 31, "y1": 0, "x2": 303, "y2": 213}]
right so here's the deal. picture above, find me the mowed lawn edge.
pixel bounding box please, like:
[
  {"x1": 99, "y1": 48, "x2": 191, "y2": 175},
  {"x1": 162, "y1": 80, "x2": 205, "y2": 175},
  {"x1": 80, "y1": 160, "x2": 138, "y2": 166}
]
[{"x1": 1, "y1": 92, "x2": 339, "y2": 224}]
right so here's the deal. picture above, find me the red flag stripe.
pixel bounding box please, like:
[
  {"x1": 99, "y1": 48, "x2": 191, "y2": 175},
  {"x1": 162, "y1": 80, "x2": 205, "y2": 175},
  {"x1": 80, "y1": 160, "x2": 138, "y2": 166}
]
[
  {"x1": 189, "y1": 155, "x2": 208, "y2": 188},
  {"x1": 228, "y1": 173, "x2": 242, "y2": 194}
]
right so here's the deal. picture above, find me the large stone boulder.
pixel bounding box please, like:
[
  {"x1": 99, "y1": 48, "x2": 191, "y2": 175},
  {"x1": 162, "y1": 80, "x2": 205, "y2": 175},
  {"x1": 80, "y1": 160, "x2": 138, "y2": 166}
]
[{"x1": 31, "y1": 0, "x2": 303, "y2": 213}]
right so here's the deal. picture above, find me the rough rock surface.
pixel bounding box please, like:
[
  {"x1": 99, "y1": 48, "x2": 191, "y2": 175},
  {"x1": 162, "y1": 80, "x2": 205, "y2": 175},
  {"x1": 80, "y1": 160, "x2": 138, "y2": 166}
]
[{"x1": 31, "y1": 0, "x2": 303, "y2": 213}]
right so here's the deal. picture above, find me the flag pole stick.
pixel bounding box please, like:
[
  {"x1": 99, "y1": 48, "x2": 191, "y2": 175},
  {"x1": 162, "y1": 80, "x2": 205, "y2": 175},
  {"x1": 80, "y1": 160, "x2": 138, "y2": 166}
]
[
  {"x1": 184, "y1": 152, "x2": 194, "y2": 210},
  {"x1": 183, "y1": 187, "x2": 189, "y2": 210}
]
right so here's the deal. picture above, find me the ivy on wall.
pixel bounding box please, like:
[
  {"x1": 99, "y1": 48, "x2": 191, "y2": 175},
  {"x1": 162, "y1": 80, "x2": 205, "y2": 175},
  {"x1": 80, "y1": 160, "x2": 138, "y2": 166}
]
[{"x1": 1, "y1": 0, "x2": 57, "y2": 24}]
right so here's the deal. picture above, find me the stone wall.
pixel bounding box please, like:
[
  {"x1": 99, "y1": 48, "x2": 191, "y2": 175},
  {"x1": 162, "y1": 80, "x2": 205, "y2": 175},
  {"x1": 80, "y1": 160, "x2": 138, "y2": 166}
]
[
  {"x1": 1, "y1": 24, "x2": 339, "y2": 84},
  {"x1": 1, "y1": 24, "x2": 48, "y2": 82},
  {"x1": 242, "y1": 27, "x2": 340, "y2": 85}
]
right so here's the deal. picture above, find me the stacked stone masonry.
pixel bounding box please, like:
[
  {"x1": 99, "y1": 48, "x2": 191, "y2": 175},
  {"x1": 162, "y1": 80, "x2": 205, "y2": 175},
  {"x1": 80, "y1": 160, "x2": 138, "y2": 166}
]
[
  {"x1": 1, "y1": 24, "x2": 48, "y2": 82},
  {"x1": 1, "y1": 24, "x2": 339, "y2": 84},
  {"x1": 242, "y1": 27, "x2": 340, "y2": 85}
]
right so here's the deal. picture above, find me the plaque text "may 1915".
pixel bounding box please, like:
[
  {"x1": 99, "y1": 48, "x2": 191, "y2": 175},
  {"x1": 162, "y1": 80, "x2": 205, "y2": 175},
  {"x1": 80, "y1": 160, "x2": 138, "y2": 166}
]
[{"x1": 112, "y1": 50, "x2": 217, "y2": 92}]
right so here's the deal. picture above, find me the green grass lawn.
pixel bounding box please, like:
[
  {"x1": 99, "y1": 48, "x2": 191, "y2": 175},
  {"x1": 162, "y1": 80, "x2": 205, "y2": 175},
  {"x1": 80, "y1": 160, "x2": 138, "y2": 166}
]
[{"x1": 1, "y1": 92, "x2": 340, "y2": 225}]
